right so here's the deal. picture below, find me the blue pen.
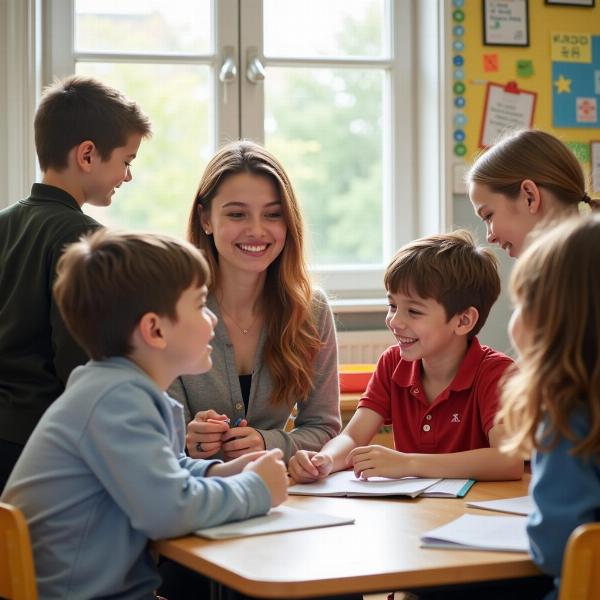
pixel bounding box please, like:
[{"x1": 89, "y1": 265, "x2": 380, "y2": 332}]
[{"x1": 232, "y1": 417, "x2": 243, "y2": 427}]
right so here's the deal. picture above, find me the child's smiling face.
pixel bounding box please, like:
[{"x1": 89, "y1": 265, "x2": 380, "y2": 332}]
[
  {"x1": 385, "y1": 289, "x2": 462, "y2": 363},
  {"x1": 469, "y1": 181, "x2": 538, "y2": 259},
  {"x1": 85, "y1": 133, "x2": 142, "y2": 207}
]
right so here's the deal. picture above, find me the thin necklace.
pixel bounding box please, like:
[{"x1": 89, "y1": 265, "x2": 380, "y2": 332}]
[{"x1": 219, "y1": 304, "x2": 258, "y2": 335}]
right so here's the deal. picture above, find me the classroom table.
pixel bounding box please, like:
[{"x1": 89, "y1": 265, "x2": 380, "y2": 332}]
[{"x1": 153, "y1": 475, "x2": 538, "y2": 599}]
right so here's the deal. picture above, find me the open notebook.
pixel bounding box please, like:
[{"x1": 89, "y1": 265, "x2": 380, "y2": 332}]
[
  {"x1": 194, "y1": 505, "x2": 354, "y2": 540},
  {"x1": 288, "y1": 470, "x2": 474, "y2": 499},
  {"x1": 421, "y1": 514, "x2": 529, "y2": 553}
]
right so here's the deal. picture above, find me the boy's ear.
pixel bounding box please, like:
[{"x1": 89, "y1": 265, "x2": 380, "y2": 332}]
[
  {"x1": 454, "y1": 306, "x2": 479, "y2": 336},
  {"x1": 520, "y1": 179, "x2": 542, "y2": 215},
  {"x1": 75, "y1": 140, "x2": 96, "y2": 173},
  {"x1": 137, "y1": 312, "x2": 168, "y2": 350}
]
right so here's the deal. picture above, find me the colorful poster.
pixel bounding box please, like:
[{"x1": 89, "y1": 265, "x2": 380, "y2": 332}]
[{"x1": 552, "y1": 35, "x2": 600, "y2": 127}]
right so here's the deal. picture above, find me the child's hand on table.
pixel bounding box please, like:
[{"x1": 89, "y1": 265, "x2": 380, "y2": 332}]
[
  {"x1": 206, "y1": 450, "x2": 268, "y2": 477},
  {"x1": 244, "y1": 448, "x2": 288, "y2": 507},
  {"x1": 288, "y1": 450, "x2": 333, "y2": 483},
  {"x1": 347, "y1": 445, "x2": 407, "y2": 480}
]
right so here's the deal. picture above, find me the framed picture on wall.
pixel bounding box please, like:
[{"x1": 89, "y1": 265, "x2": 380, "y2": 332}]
[
  {"x1": 483, "y1": 0, "x2": 530, "y2": 47},
  {"x1": 545, "y1": 0, "x2": 594, "y2": 6}
]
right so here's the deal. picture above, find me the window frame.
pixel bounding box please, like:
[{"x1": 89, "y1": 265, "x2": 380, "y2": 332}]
[
  {"x1": 239, "y1": 0, "x2": 416, "y2": 294},
  {"x1": 2, "y1": 0, "x2": 452, "y2": 302}
]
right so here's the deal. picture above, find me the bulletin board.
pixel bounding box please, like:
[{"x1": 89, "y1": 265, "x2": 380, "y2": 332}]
[{"x1": 452, "y1": 0, "x2": 600, "y2": 195}]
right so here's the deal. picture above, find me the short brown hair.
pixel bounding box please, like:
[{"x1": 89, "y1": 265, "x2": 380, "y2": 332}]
[
  {"x1": 384, "y1": 230, "x2": 500, "y2": 338},
  {"x1": 35, "y1": 75, "x2": 152, "y2": 172},
  {"x1": 54, "y1": 229, "x2": 209, "y2": 360}
]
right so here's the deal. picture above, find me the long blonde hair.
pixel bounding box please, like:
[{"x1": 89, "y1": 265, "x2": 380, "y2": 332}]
[
  {"x1": 500, "y1": 215, "x2": 600, "y2": 458},
  {"x1": 188, "y1": 140, "x2": 321, "y2": 407},
  {"x1": 468, "y1": 129, "x2": 595, "y2": 210}
]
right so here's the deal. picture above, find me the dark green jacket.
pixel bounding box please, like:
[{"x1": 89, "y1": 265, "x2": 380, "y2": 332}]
[{"x1": 0, "y1": 184, "x2": 100, "y2": 444}]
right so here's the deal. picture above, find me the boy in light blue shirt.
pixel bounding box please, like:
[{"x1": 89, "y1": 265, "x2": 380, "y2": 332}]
[{"x1": 1, "y1": 229, "x2": 288, "y2": 599}]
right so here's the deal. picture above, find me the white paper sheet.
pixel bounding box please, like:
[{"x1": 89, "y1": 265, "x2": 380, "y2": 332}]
[
  {"x1": 288, "y1": 470, "x2": 442, "y2": 498},
  {"x1": 421, "y1": 514, "x2": 529, "y2": 553},
  {"x1": 194, "y1": 505, "x2": 354, "y2": 540},
  {"x1": 466, "y1": 495, "x2": 533, "y2": 516}
]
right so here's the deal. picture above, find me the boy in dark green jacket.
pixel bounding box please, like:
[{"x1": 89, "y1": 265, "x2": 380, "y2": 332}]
[{"x1": 0, "y1": 75, "x2": 151, "y2": 491}]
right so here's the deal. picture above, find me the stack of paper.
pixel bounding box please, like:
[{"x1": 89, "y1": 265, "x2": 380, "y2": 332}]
[
  {"x1": 288, "y1": 471, "x2": 474, "y2": 499},
  {"x1": 466, "y1": 495, "x2": 533, "y2": 516},
  {"x1": 195, "y1": 505, "x2": 354, "y2": 540},
  {"x1": 421, "y1": 514, "x2": 529, "y2": 553}
]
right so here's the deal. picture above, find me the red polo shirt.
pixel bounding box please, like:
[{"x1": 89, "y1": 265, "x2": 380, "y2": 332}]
[{"x1": 357, "y1": 337, "x2": 513, "y2": 453}]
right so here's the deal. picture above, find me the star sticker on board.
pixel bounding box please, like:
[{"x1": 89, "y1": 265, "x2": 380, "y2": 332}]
[{"x1": 554, "y1": 74, "x2": 572, "y2": 94}]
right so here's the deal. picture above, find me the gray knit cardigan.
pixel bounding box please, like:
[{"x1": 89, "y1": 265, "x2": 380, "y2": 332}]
[{"x1": 168, "y1": 288, "x2": 341, "y2": 462}]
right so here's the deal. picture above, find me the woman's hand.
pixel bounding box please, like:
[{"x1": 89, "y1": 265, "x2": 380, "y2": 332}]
[
  {"x1": 221, "y1": 426, "x2": 265, "y2": 460},
  {"x1": 288, "y1": 450, "x2": 333, "y2": 483},
  {"x1": 186, "y1": 410, "x2": 230, "y2": 458},
  {"x1": 206, "y1": 450, "x2": 267, "y2": 477}
]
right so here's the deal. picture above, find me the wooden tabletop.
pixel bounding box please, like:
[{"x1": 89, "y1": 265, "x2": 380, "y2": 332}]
[{"x1": 153, "y1": 475, "x2": 537, "y2": 598}]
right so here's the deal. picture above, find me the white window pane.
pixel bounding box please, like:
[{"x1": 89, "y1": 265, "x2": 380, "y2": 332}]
[
  {"x1": 75, "y1": 0, "x2": 212, "y2": 54},
  {"x1": 265, "y1": 67, "x2": 384, "y2": 266},
  {"x1": 76, "y1": 62, "x2": 212, "y2": 237},
  {"x1": 263, "y1": 0, "x2": 387, "y2": 58}
]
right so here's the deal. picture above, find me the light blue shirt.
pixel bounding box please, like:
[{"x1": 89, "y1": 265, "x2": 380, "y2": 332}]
[
  {"x1": 1, "y1": 357, "x2": 271, "y2": 599},
  {"x1": 528, "y1": 410, "x2": 600, "y2": 600}
]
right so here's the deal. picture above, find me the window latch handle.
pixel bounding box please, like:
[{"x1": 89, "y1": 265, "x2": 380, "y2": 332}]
[
  {"x1": 219, "y1": 49, "x2": 237, "y2": 83},
  {"x1": 246, "y1": 52, "x2": 265, "y2": 84}
]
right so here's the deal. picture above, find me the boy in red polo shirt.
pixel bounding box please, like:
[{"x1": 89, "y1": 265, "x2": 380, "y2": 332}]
[{"x1": 289, "y1": 230, "x2": 523, "y2": 483}]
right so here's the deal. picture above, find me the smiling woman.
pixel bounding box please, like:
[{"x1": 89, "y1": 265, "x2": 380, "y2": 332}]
[{"x1": 167, "y1": 141, "x2": 341, "y2": 466}]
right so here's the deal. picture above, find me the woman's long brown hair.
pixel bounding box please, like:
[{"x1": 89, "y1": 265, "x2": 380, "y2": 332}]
[{"x1": 188, "y1": 141, "x2": 321, "y2": 407}]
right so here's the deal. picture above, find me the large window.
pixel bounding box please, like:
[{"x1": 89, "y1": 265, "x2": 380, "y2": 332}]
[{"x1": 42, "y1": 0, "x2": 432, "y2": 296}]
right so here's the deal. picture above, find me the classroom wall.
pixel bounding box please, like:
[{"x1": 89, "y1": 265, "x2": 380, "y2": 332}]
[{"x1": 461, "y1": 0, "x2": 600, "y2": 165}]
